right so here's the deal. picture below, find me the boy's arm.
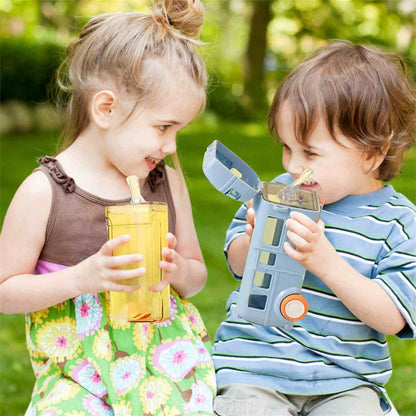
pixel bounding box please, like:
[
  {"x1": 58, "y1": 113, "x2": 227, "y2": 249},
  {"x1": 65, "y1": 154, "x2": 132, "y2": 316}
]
[{"x1": 285, "y1": 211, "x2": 413, "y2": 336}]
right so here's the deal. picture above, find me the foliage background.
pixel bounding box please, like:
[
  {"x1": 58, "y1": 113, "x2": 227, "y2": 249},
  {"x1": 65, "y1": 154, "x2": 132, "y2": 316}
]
[{"x1": 1, "y1": 0, "x2": 415, "y2": 415}]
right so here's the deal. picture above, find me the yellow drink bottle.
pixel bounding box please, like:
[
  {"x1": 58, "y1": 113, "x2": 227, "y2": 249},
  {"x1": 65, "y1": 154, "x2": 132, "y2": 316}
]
[{"x1": 105, "y1": 176, "x2": 170, "y2": 322}]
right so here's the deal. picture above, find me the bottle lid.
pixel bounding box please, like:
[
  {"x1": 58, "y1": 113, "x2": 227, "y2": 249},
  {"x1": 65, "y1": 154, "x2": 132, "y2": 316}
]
[{"x1": 203, "y1": 140, "x2": 260, "y2": 202}]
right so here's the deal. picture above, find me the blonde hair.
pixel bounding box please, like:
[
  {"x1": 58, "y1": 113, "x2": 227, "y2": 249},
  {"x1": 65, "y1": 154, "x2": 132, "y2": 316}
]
[
  {"x1": 268, "y1": 41, "x2": 416, "y2": 181},
  {"x1": 56, "y1": 0, "x2": 206, "y2": 186}
]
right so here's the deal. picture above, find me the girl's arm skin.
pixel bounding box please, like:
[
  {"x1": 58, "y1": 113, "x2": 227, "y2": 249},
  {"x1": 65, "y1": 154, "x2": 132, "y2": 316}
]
[
  {"x1": 150, "y1": 166, "x2": 207, "y2": 298},
  {"x1": 0, "y1": 171, "x2": 146, "y2": 314},
  {"x1": 228, "y1": 204, "x2": 405, "y2": 335},
  {"x1": 284, "y1": 211, "x2": 405, "y2": 335}
]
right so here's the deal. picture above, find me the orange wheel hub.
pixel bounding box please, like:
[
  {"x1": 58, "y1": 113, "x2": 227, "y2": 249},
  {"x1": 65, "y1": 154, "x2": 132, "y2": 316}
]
[{"x1": 280, "y1": 294, "x2": 308, "y2": 321}]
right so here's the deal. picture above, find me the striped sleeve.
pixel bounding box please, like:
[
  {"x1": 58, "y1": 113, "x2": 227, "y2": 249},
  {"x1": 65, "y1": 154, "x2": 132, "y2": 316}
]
[
  {"x1": 223, "y1": 202, "x2": 249, "y2": 280},
  {"x1": 374, "y1": 238, "x2": 416, "y2": 339}
]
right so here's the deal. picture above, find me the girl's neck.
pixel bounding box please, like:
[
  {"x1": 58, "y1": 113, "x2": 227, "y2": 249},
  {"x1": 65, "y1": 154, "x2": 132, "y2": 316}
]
[{"x1": 56, "y1": 128, "x2": 140, "y2": 200}]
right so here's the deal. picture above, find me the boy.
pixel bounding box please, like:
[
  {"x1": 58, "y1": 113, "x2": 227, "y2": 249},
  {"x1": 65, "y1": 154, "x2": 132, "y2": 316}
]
[{"x1": 212, "y1": 42, "x2": 416, "y2": 415}]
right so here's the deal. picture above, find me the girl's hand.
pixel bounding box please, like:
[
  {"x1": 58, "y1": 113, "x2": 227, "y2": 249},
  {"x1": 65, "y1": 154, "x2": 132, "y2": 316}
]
[
  {"x1": 75, "y1": 234, "x2": 145, "y2": 294},
  {"x1": 245, "y1": 199, "x2": 255, "y2": 238},
  {"x1": 150, "y1": 232, "x2": 189, "y2": 292},
  {"x1": 284, "y1": 211, "x2": 338, "y2": 276}
]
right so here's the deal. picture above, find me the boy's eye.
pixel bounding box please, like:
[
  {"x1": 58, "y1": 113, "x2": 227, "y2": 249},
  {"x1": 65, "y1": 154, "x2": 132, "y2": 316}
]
[{"x1": 304, "y1": 149, "x2": 318, "y2": 158}]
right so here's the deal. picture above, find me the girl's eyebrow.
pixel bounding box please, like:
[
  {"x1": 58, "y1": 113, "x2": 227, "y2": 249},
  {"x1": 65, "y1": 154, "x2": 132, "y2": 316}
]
[{"x1": 156, "y1": 119, "x2": 180, "y2": 125}]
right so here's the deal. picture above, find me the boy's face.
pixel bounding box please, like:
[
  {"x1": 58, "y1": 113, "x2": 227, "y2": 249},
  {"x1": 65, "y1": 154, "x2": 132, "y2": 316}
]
[{"x1": 277, "y1": 103, "x2": 383, "y2": 204}]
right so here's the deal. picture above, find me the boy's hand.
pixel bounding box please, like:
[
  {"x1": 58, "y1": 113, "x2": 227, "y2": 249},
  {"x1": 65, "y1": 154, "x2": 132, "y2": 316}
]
[
  {"x1": 284, "y1": 211, "x2": 338, "y2": 276},
  {"x1": 245, "y1": 199, "x2": 255, "y2": 238},
  {"x1": 76, "y1": 234, "x2": 145, "y2": 294},
  {"x1": 150, "y1": 232, "x2": 188, "y2": 292}
]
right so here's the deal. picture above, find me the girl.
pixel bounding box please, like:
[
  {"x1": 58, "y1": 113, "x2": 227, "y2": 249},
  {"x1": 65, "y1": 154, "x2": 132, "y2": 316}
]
[{"x1": 0, "y1": 0, "x2": 216, "y2": 414}]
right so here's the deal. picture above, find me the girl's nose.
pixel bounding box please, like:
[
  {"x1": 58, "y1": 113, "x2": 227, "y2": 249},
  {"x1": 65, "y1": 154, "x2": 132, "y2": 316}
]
[{"x1": 161, "y1": 137, "x2": 177, "y2": 155}]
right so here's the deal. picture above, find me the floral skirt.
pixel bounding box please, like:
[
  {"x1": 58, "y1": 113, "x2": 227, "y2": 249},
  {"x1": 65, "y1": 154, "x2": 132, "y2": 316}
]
[{"x1": 24, "y1": 290, "x2": 216, "y2": 416}]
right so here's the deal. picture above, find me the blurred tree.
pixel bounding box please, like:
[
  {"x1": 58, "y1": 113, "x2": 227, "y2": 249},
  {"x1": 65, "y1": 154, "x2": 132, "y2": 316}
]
[{"x1": 243, "y1": 0, "x2": 273, "y2": 115}]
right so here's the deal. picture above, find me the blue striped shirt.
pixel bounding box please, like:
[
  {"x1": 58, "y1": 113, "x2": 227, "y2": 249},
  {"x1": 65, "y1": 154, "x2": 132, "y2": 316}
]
[{"x1": 212, "y1": 173, "x2": 416, "y2": 413}]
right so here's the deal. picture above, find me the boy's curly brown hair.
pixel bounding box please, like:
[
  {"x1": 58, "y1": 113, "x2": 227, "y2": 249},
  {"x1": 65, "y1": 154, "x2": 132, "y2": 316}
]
[{"x1": 268, "y1": 41, "x2": 416, "y2": 181}]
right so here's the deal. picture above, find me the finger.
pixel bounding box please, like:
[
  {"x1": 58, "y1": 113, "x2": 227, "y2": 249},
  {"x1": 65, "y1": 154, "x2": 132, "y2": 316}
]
[
  {"x1": 166, "y1": 233, "x2": 177, "y2": 250},
  {"x1": 246, "y1": 207, "x2": 255, "y2": 227},
  {"x1": 159, "y1": 260, "x2": 178, "y2": 274},
  {"x1": 245, "y1": 223, "x2": 253, "y2": 237},
  {"x1": 101, "y1": 235, "x2": 130, "y2": 256},
  {"x1": 162, "y1": 247, "x2": 177, "y2": 262},
  {"x1": 109, "y1": 267, "x2": 146, "y2": 281},
  {"x1": 149, "y1": 279, "x2": 169, "y2": 292},
  {"x1": 289, "y1": 211, "x2": 319, "y2": 231},
  {"x1": 105, "y1": 253, "x2": 143, "y2": 268},
  {"x1": 247, "y1": 199, "x2": 253, "y2": 209},
  {"x1": 286, "y1": 219, "x2": 313, "y2": 242},
  {"x1": 109, "y1": 283, "x2": 142, "y2": 293},
  {"x1": 283, "y1": 241, "x2": 304, "y2": 262},
  {"x1": 286, "y1": 230, "x2": 309, "y2": 251},
  {"x1": 317, "y1": 219, "x2": 325, "y2": 232}
]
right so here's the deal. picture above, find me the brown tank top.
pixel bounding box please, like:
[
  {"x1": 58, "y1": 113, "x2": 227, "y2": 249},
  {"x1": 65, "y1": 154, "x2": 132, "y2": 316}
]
[{"x1": 35, "y1": 157, "x2": 176, "y2": 267}]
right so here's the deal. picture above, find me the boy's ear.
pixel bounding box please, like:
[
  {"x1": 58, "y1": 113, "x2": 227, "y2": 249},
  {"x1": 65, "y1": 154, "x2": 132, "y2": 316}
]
[
  {"x1": 90, "y1": 90, "x2": 118, "y2": 129},
  {"x1": 362, "y1": 144, "x2": 390, "y2": 175}
]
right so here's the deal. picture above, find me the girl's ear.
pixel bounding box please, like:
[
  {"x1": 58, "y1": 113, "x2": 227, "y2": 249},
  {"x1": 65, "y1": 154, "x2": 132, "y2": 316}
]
[{"x1": 90, "y1": 90, "x2": 118, "y2": 129}]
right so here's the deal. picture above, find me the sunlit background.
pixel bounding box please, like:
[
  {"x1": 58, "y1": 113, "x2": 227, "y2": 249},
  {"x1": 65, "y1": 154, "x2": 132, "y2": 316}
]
[{"x1": 1, "y1": 1, "x2": 415, "y2": 414}]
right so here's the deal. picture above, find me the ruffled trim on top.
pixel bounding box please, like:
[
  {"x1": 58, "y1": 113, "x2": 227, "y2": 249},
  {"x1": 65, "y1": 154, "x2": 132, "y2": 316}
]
[
  {"x1": 38, "y1": 156, "x2": 164, "y2": 194},
  {"x1": 38, "y1": 156, "x2": 76, "y2": 193}
]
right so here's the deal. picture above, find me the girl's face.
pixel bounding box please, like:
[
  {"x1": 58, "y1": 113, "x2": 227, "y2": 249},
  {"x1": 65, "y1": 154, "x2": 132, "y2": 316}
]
[
  {"x1": 277, "y1": 103, "x2": 383, "y2": 204},
  {"x1": 104, "y1": 82, "x2": 202, "y2": 182}
]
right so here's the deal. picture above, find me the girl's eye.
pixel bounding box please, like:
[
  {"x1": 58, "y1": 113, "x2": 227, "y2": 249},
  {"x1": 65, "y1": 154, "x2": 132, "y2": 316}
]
[
  {"x1": 158, "y1": 125, "x2": 170, "y2": 132},
  {"x1": 281, "y1": 143, "x2": 290, "y2": 151}
]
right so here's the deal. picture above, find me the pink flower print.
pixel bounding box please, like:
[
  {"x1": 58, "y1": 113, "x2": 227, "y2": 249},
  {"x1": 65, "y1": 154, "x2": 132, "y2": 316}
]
[
  {"x1": 153, "y1": 340, "x2": 197, "y2": 380},
  {"x1": 183, "y1": 381, "x2": 214, "y2": 413},
  {"x1": 80, "y1": 302, "x2": 91, "y2": 317},
  {"x1": 195, "y1": 339, "x2": 211, "y2": 364},
  {"x1": 72, "y1": 359, "x2": 107, "y2": 398},
  {"x1": 111, "y1": 356, "x2": 142, "y2": 394},
  {"x1": 82, "y1": 394, "x2": 113, "y2": 416},
  {"x1": 55, "y1": 336, "x2": 67, "y2": 349},
  {"x1": 75, "y1": 294, "x2": 103, "y2": 339},
  {"x1": 189, "y1": 315, "x2": 197, "y2": 325},
  {"x1": 154, "y1": 295, "x2": 178, "y2": 327}
]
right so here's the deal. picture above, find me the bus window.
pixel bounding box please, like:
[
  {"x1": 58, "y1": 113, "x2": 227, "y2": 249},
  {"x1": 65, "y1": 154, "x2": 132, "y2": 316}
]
[
  {"x1": 248, "y1": 294, "x2": 267, "y2": 310},
  {"x1": 259, "y1": 251, "x2": 276, "y2": 266},
  {"x1": 262, "y1": 217, "x2": 284, "y2": 246},
  {"x1": 253, "y1": 271, "x2": 272, "y2": 289}
]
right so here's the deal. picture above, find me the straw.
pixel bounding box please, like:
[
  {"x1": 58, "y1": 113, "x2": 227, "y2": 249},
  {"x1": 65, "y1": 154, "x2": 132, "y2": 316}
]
[
  {"x1": 126, "y1": 175, "x2": 146, "y2": 204},
  {"x1": 278, "y1": 168, "x2": 313, "y2": 201}
]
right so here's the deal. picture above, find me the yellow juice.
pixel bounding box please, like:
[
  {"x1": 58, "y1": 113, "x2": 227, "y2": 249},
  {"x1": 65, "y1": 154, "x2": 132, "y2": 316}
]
[{"x1": 105, "y1": 202, "x2": 170, "y2": 322}]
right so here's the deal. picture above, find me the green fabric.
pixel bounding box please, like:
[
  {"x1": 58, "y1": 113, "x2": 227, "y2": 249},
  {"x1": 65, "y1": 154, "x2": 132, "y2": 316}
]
[{"x1": 25, "y1": 291, "x2": 216, "y2": 415}]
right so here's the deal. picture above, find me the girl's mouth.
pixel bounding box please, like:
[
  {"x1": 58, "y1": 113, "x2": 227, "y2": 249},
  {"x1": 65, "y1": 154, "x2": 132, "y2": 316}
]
[{"x1": 145, "y1": 156, "x2": 160, "y2": 170}]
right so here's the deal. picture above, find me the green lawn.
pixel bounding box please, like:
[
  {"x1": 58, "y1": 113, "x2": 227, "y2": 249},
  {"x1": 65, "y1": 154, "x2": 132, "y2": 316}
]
[{"x1": 1, "y1": 118, "x2": 415, "y2": 415}]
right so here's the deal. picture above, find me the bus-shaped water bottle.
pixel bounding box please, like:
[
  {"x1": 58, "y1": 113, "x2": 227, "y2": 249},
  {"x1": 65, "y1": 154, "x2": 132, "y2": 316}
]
[{"x1": 203, "y1": 140, "x2": 321, "y2": 329}]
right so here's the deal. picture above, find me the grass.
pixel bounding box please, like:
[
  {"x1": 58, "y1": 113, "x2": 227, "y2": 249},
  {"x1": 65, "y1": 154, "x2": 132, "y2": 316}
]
[{"x1": 1, "y1": 117, "x2": 415, "y2": 415}]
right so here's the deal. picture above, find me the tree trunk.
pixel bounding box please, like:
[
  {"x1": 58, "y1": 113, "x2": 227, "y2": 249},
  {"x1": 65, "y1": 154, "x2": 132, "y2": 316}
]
[{"x1": 243, "y1": 0, "x2": 273, "y2": 115}]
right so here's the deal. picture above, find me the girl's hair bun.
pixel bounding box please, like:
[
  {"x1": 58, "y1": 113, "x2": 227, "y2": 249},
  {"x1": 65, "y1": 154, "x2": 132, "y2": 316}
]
[{"x1": 152, "y1": 0, "x2": 204, "y2": 38}]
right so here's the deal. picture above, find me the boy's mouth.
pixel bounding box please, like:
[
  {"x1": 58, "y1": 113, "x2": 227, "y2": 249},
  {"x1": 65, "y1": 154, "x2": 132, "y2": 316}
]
[{"x1": 300, "y1": 180, "x2": 318, "y2": 189}]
